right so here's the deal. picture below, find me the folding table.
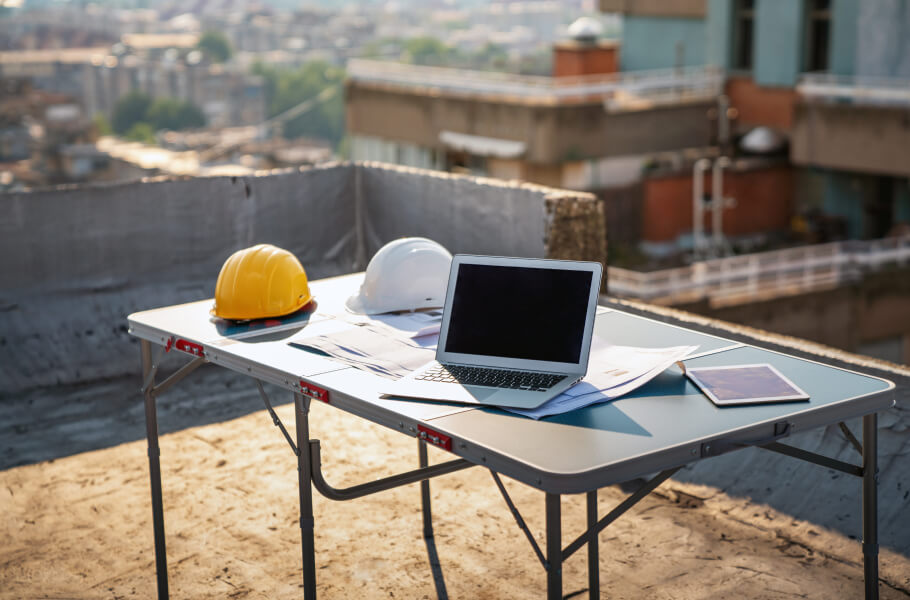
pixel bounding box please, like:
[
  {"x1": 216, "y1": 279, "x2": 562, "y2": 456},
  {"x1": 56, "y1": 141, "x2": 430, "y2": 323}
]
[{"x1": 128, "y1": 273, "x2": 895, "y2": 600}]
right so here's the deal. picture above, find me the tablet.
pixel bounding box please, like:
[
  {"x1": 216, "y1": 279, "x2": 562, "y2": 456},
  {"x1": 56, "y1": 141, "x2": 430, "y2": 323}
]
[{"x1": 685, "y1": 363, "x2": 810, "y2": 406}]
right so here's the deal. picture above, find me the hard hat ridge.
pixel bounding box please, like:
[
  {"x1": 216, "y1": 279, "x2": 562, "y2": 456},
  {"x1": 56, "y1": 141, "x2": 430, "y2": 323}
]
[{"x1": 212, "y1": 243, "x2": 313, "y2": 321}]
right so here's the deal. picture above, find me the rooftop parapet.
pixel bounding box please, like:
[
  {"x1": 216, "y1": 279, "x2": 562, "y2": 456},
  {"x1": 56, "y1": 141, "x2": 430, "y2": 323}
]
[
  {"x1": 797, "y1": 72, "x2": 910, "y2": 107},
  {"x1": 346, "y1": 59, "x2": 723, "y2": 111},
  {"x1": 0, "y1": 162, "x2": 604, "y2": 394}
]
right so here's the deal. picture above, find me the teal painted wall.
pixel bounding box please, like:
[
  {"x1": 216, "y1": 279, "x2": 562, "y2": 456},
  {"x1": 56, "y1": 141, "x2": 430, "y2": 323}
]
[
  {"x1": 620, "y1": 16, "x2": 706, "y2": 71},
  {"x1": 754, "y1": 0, "x2": 806, "y2": 86},
  {"x1": 823, "y1": 171, "x2": 864, "y2": 239},
  {"x1": 706, "y1": 0, "x2": 734, "y2": 68},
  {"x1": 896, "y1": 180, "x2": 910, "y2": 225},
  {"x1": 829, "y1": 0, "x2": 859, "y2": 75}
]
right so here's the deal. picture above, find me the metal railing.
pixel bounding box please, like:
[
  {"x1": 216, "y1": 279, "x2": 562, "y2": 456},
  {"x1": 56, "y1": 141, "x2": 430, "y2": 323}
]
[
  {"x1": 797, "y1": 72, "x2": 910, "y2": 107},
  {"x1": 347, "y1": 58, "x2": 723, "y2": 106},
  {"x1": 608, "y1": 235, "x2": 910, "y2": 307}
]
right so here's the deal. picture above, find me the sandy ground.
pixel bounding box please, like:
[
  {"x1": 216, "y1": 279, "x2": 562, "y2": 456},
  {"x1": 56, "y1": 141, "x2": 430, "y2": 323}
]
[{"x1": 3, "y1": 395, "x2": 910, "y2": 599}]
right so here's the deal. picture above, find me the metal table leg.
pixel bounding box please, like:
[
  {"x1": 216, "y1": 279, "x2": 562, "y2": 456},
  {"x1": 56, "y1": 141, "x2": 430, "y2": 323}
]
[
  {"x1": 295, "y1": 393, "x2": 317, "y2": 599},
  {"x1": 141, "y1": 340, "x2": 169, "y2": 600},
  {"x1": 546, "y1": 493, "x2": 562, "y2": 600},
  {"x1": 863, "y1": 413, "x2": 879, "y2": 600},
  {"x1": 587, "y1": 491, "x2": 599, "y2": 598},
  {"x1": 419, "y1": 440, "x2": 449, "y2": 599}
]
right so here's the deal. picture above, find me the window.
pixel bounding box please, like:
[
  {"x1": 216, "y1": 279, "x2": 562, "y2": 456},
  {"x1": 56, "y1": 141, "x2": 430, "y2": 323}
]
[
  {"x1": 733, "y1": 0, "x2": 755, "y2": 71},
  {"x1": 805, "y1": 0, "x2": 831, "y2": 72}
]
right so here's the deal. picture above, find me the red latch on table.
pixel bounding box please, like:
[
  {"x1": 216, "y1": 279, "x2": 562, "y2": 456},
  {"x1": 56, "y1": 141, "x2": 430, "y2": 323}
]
[
  {"x1": 174, "y1": 338, "x2": 204, "y2": 357},
  {"x1": 417, "y1": 425, "x2": 452, "y2": 451},
  {"x1": 300, "y1": 380, "x2": 330, "y2": 403}
]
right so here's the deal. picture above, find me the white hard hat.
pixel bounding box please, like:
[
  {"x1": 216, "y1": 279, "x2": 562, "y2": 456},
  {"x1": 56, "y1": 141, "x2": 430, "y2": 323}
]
[{"x1": 346, "y1": 237, "x2": 453, "y2": 315}]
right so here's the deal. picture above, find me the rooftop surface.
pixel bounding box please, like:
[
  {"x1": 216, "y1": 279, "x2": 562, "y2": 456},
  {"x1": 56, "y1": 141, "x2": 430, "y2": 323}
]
[{"x1": 2, "y1": 388, "x2": 909, "y2": 598}]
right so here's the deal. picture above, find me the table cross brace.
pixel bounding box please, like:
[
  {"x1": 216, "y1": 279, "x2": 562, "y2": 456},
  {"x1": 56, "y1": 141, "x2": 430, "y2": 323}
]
[
  {"x1": 562, "y1": 467, "x2": 681, "y2": 562},
  {"x1": 490, "y1": 471, "x2": 548, "y2": 570},
  {"x1": 256, "y1": 380, "x2": 299, "y2": 456},
  {"x1": 761, "y1": 442, "x2": 863, "y2": 477}
]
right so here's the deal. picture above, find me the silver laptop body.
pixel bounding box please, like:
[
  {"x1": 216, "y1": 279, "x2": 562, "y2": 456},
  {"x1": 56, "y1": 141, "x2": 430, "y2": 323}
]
[{"x1": 383, "y1": 254, "x2": 602, "y2": 410}]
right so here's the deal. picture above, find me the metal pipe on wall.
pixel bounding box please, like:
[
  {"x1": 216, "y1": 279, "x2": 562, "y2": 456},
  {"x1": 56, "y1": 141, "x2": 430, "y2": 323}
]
[
  {"x1": 712, "y1": 157, "x2": 731, "y2": 257},
  {"x1": 693, "y1": 158, "x2": 711, "y2": 258}
]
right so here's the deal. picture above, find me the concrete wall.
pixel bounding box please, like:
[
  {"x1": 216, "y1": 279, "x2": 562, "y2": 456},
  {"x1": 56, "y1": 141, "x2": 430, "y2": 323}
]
[
  {"x1": 678, "y1": 267, "x2": 910, "y2": 365},
  {"x1": 620, "y1": 15, "x2": 706, "y2": 71},
  {"x1": 0, "y1": 163, "x2": 604, "y2": 394},
  {"x1": 346, "y1": 84, "x2": 715, "y2": 166},
  {"x1": 791, "y1": 103, "x2": 910, "y2": 179}
]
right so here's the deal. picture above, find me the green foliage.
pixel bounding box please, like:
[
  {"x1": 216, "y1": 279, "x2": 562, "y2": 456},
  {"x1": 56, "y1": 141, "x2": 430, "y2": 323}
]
[
  {"x1": 110, "y1": 92, "x2": 206, "y2": 140},
  {"x1": 401, "y1": 36, "x2": 452, "y2": 66},
  {"x1": 125, "y1": 122, "x2": 155, "y2": 144},
  {"x1": 111, "y1": 91, "x2": 152, "y2": 135},
  {"x1": 93, "y1": 113, "x2": 112, "y2": 136},
  {"x1": 196, "y1": 31, "x2": 233, "y2": 63},
  {"x1": 146, "y1": 98, "x2": 206, "y2": 131},
  {"x1": 251, "y1": 61, "x2": 345, "y2": 148}
]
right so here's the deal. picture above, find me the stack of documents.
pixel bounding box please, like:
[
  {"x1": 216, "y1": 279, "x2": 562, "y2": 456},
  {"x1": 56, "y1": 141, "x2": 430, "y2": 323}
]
[
  {"x1": 505, "y1": 339, "x2": 698, "y2": 420},
  {"x1": 289, "y1": 311, "x2": 443, "y2": 379}
]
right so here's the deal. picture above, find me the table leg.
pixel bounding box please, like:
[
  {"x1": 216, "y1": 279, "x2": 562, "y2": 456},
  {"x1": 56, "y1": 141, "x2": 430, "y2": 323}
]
[
  {"x1": 295, "y1": 393, "x2": 317, "y2": 599},
  {"x1": 863, "y1": 413, "x2": 879, "y2": 600},
  {"x1": 546, "y1": 493, "x2": 562, "y2": 600},
  {"x1": 141, "y1": 340, "x2": 169, "y2": 600},
  {"x1": 587, "y1": 491, "x2": 599, "y2": 599},
  {"x1": 419, "y1": 440, "x2": 448, "y2": 599}
]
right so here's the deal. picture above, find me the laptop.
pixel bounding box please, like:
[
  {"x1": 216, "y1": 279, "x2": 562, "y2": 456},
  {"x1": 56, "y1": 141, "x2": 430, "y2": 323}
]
[{"x1": 383, "y1": 254, "x2": 602, "y2": 409}]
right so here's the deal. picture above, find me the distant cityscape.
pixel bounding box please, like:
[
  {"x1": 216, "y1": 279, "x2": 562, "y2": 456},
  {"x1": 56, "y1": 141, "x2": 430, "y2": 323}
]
[{"x1": 1, "y1": 0, "x2": 606, "y2": 186}]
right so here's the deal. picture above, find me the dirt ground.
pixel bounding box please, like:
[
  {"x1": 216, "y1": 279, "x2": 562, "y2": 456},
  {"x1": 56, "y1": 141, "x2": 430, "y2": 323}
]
[{"x1": 2, "y1": 398, "x2": 909, "y2": 600}]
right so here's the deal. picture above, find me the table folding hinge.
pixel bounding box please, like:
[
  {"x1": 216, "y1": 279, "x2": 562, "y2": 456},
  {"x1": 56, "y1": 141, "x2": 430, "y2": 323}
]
[
  {"x1": 418, "y1": 425, "x2": 452, "y2": 451},
  {"x1": 299, "y1": 380, "x2": 329, "y2": 403},
  {"x1": 702, "y1": 421, "x2": 791, "y2": 458},
  {"x1": 168, "y1": 337, "x2": 205, "y2": 358}
]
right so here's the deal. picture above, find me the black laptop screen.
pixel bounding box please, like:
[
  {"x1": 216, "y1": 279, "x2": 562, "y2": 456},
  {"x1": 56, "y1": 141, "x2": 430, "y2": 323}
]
[{"x1": 443, "y1": 263, "x2": 592, "y2": 364}]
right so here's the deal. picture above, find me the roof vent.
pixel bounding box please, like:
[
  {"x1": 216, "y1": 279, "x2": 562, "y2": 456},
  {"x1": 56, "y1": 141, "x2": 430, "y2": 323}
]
[
  {"x1": 567, "y1": 17, "x2": 603, "y2": 43},
  {"x1": 740, "y1": 127, "x2": 788, "y2": 155}
]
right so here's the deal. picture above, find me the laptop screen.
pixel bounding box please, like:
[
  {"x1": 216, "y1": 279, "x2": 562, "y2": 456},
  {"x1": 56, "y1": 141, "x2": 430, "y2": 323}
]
[{"x1": 443, "y1": 263, "x2": 591, "y2": 364}]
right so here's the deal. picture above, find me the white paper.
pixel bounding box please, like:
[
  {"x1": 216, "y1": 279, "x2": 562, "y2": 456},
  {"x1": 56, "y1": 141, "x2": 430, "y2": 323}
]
[
  {"x1": 288, "y1": 323, "x2": 437, "y2": 379},
  {"x1": 337, "y1": 309, "x2": 443, "y2": 340},
  {"x1": 566, "y1": 343, "x2": 698, "y2": 397},
  {"x1": 504, "y1": 342, "x2": 698, "y2": 420}
]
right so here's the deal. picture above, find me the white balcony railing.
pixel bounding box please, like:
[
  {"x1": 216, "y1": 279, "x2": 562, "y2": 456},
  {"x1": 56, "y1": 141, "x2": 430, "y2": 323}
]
[
  {"x1": 347, "y1": 59, "x2": 723, "y2": 107},
  {"x1": 608, "y1": 235, "x2": 910, "y2": 307},
  {"x1": 797, "y1": 72, "x2": 910, "y2": 107}
]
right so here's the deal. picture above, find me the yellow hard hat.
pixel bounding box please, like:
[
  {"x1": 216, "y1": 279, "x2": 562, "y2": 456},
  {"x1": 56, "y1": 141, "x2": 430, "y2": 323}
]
[{"x1": 211, "y1": 244, "x2": 313, "y2": 320}]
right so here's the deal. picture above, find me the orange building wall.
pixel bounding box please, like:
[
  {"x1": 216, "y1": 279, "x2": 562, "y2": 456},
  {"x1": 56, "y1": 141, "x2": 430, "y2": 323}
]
[
  {"x1": 641, "y1": 166, "x2": 794, "y2": 243},
  {"x1": 725, "y1": 76, "x2": 798, "y2": 131},
  {"x1": 552, "y1": 42, "x2": 620, "y2": 77}
]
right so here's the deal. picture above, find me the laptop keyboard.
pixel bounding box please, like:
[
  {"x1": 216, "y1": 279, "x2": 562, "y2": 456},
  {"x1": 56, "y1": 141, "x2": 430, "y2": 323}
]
[{"x1": 416, "y1": 364, "x2": 567, "y2": 392}]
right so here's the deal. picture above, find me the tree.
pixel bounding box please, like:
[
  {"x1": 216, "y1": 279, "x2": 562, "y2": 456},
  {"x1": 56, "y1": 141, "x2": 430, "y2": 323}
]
[
  {"x1": 146, "y1": 98, "x2": 205, "y2": 131},
  {"x1": 93, "y1": 113, "x2": 112, "y2": 136},
  {"x1": 125, "y1": 122, "x2": 155, "y2": 144},
  {"x1": 196, "y1": 31, "x2": 233, "y2": 63},
  {"x1": 401, "y1": 37, "x2": 451, "y2": 66},
  {"x1": 252, "y1": 61, "x2": 345, "y2": 149},
  {"x1": 111, "y1": 91, "x2": 152, "y2": 135}
]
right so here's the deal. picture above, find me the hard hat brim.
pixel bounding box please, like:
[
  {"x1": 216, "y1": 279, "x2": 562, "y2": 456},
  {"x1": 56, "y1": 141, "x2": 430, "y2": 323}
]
[{"x1": 344, "y1": 293, "x2": 371, "y2": 315}]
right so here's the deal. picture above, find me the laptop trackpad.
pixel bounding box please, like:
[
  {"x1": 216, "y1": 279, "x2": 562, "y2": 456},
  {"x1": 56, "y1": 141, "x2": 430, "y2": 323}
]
[{"x1": 464, "y1": 386, "x2": 499, "y2": 402}]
